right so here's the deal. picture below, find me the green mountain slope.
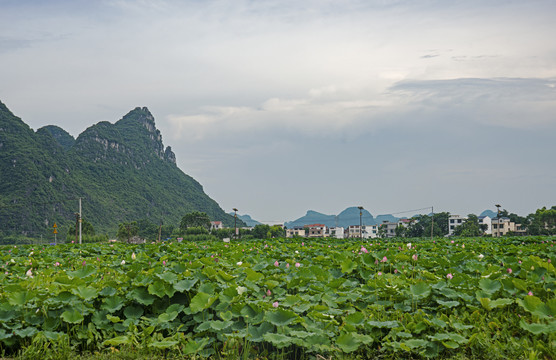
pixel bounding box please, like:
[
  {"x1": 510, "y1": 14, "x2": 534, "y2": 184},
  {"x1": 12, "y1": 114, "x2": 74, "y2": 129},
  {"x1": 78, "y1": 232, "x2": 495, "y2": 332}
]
[{"x1": 0, "y1": 101, "x2": 239, "y2": 239}]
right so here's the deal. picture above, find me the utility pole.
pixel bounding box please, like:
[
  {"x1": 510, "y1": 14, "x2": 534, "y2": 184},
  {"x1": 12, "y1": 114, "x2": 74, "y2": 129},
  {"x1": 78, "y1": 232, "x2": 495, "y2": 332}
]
[
  {"x1": 358, "y1": 206, "x2": 364, "y2": 239},
  {"x1": 495, "y1": 204, "x2": 501, "y2": 238},
  {"x1": 79, "y1": 198, "x2": 82, "y2": 244},
  {"x1": 431, "y1": 206, "x2": 434, "y2": 241},
  {"x1": 158, "y1": 220, "x2": 163, "y2": 242},
  {"x1": 233, "y1": 208, "x2": 238, "y2": 240},
  {"x1": 75, "y1": 213, "x2": 80, "y2": 243}
]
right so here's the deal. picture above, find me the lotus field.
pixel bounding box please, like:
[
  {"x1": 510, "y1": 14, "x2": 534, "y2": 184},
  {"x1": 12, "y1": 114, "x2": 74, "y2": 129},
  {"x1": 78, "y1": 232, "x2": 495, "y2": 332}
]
[{"x1": 0, "y1": 236, "x2": 555, "y2": 359}]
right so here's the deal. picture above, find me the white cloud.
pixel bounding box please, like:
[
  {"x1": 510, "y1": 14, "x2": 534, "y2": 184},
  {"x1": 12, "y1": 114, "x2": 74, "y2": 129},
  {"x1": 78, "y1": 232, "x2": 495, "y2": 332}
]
[{"x1": 167, "y1": 77, "x2": 556, "y2": 144}]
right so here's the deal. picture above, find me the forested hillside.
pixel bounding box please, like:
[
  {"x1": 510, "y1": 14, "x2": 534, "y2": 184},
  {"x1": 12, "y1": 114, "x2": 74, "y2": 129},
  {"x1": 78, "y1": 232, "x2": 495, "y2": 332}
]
[{"x1": 0, "y1": 101, "x2": 238, "y2": 240}]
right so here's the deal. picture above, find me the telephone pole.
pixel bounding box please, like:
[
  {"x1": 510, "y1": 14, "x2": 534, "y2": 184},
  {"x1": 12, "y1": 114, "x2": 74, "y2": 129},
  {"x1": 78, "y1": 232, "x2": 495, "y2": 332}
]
[
  {"x1": 233, "y1": 208, "x2": 238, "y2": 240},
  {"x1": 431, "y1": 206, "x2": 434, "y2": 241},
  {"x1": 79, "y1": 198, "x2": 82, "y2": 244},
  {"x1": 358, "y1": 206, "x2": 364, "y2": 239}
]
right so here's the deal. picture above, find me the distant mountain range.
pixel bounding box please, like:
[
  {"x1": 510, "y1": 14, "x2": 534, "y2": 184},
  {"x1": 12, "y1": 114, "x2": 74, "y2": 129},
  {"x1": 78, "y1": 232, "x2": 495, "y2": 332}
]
[
  {"x1": 228, "y1": 213, "x2": 261, "y2": 227},
  {"x1": 284, "y1": 207, "x2": 399, "y2": 228},
  {"x1": 480, "y1": 210, "x2": 498, "y2": 218},
  {"x1": 0, "y1": 100, "x2": 240, "y2": 237}
]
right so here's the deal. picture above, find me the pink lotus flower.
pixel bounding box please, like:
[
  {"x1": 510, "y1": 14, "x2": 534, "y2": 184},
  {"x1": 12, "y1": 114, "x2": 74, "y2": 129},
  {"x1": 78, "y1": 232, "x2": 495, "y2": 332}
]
[
  {"x1": 394, "y1": 269, "x2": 398, "y2": 274},
  {"x1": 295, "y1": 262, "x2": 301, "y2": 268},
  {"x1": 267, "y1": 289, "x2": 271, "y2": 296},
  {"x1": 412, "y1": 254, "x2": 418, "y2": 261},
  {"x1": 54, "y1": 262, "x2": 60, "y2": 267},
  {"x1": 507, "y1": 268, "x2": 512, "y2": 274},
  {"x1": 528, "y1": 291, "x2": 533, "y2": 296},
  {"x1": 361, "y1": 246, "x2": 368, "y2": 254},
  {"x1": 451, "y1": 240, "x2": 454, "y2": 244},
  {"x1": 301, "y1": 242, "x2": 305, "y2": 246},
  {"x1": 381, "y1": 256, "x2": 388, "y2": 263},
  {"x1": 518, "y1": 260, "x2": 522, "y2": 264},
  {"x1": 286, "y1": 263, "x2": 290, "y2": 269},
  {"x1": 82, "y1": 261, "x2": 86, "y2": 267},
  {"x1": 162, "y1": 260, "x2": 166, "y2": 266},
  {"x1": 446, "y1": 273, "x2": 453, "y2": 280},
  {"x1": 272, "y1": 301, "x2": 279, "y2": 308},
  {"x1": 377, "y1": 271, "x2": 382, "y2": 276},
  {"x1": 274, "y1": 261, "x2": 279, "y2": 267}
]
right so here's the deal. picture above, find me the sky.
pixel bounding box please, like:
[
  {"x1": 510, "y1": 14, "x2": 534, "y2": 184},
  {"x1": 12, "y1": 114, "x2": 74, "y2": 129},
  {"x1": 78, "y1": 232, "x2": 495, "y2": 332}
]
[{"x1": 1, "y1": 0, "x2": 555, "y2": 223}]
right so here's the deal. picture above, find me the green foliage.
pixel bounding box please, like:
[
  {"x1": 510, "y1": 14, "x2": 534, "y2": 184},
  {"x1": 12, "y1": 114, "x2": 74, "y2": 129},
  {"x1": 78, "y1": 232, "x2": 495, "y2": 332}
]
[
  {"x1": 0, "y1": 101, "x2": 242, "y2": 242},
  {"x1": 116, "y1": 222, "x2": 138, "y2": 243},
  {"x1": 453, "y1": 214, "x2": 485, "y2": 237},
  {"x1": 0, "y1": 236, "x2": 554, "y2": 359},
  {"x1": 251, "y1": 224, "x2": 285, "y2": 239},
  {"x1": 67, "y1": 218, "x2": 96, "y2": 239},
  {"x1": 179, "y1": 211, "x2": 211, "y2": 232},
  {"x1": 406, "y1": 212, "x2": 451, "y2": 237}
]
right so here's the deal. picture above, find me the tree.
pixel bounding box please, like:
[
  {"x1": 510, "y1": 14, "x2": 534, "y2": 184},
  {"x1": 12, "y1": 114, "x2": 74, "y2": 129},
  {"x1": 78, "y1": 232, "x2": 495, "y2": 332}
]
[
  {"x1": 252, "y1": 224, "x2": 271, "y2": 239},
  {"x1": 136, "y1": 219, "x2": 158, "y2": 240},
  {"x1": 212, "y1": 228, "x2": 234, "y2": 240},
  {"x1": 406, "y1": 212, "x2": 450, "y2": 238},
  {"x1": 406, "y1": 218, "x2": 424, "y2": 238},
  {"x1": 180, "y1": 211, "x2": 211, "y2": 232},
  {"x1": 377, "y1": 224, "x2": 387, "y2": 238},
  {"x1": 527, "y1": 206, "x2": 556, "y2": 235},
  {"x1": 269, "y1": 225, "x2": 285, "y2": 238},
  {"x1": 395, "y1": 224, "x2": 407, "y2": 238},
  {"x1": 453, "y1": 214, "x2": 484, "y2": 237},
  {"x1": 67, "y1": 218, "x2": 95, "y2": 238},
  {"x1": 116, "y1": 222, "x2": 138, "y2": 243}
]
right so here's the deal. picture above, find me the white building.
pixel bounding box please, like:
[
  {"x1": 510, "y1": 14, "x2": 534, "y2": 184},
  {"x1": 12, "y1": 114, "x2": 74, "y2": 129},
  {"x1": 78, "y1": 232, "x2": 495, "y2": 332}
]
[
  {"x1": 327, "y1": 227, "x2": 345, "y2": 239},
  {"x1": 478, "y1": 216, "x2": 492, "y2": 235},
  {"x1": 210, "y1": 221, "x2": 223, "y2": 231},
  {"x1": 448, "y1": 215, "x2": 468, "y2": 236},
  {"x1": 348, "y1": 225, "x2": 379, "y2": 239},
  {"x1": 380, "y1": 221, "x2": 398, "y2": 238}
]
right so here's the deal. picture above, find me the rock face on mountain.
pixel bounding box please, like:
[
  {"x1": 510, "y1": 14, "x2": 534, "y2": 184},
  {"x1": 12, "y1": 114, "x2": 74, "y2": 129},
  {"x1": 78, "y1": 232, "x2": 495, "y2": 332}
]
[{"x1": 0, "y1": 101, "x2": 237, "y2": 237}]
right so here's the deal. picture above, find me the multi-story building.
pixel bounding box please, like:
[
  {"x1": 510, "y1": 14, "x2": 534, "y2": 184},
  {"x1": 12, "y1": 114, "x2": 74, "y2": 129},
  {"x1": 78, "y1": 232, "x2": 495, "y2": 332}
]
[
  {"x1": 285, "y1": 227, "x2": 306, "y2": 238},
  {"x1": 347, "y1": 225, "x2": 378, "y2": 239},
  {"x1": 380, "y1": 221, "x2": 398, "y2": 238},
  {"x1": 478, "y1": 216, "x2": 492, "y2": 235},
  {"x1": 448, "y1": 215, "x2": 468, "y2": 236},
  {"x1": 327, "y1": 227, "x2": 345, "y2": 239},
  {"x1": 492, "y1": 217, "x2": 526, "y2": 237},
  {"x1": 305, "y1": 224, "x2": 327, "y2": 238}
]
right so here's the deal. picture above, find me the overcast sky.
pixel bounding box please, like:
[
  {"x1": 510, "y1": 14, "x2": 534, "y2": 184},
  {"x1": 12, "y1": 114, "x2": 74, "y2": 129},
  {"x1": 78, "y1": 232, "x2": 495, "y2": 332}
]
[{"x1": 1, "y1": 0, "x2": 555, "y2": 222}]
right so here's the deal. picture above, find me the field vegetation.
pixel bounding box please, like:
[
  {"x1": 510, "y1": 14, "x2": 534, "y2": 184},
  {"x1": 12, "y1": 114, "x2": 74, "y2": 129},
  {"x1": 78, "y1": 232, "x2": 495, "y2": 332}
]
[{"x1": 0, "y1": 236, "x2": 554, "y2": 359}]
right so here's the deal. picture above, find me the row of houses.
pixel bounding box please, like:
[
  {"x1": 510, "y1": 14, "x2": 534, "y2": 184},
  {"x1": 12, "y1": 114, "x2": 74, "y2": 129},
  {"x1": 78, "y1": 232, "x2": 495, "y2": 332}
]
[
  {"x1": 286, "y1": 223, "x2": 389, "y2": 239},
  {"x1": 212, "y1": 215, "x2": 527, "y2": 239},
  {"x1": 284, "y1": 215, "x2": 526, "y2": 239},
  {"x1": 450, "y1": 215, "x2": 526, "y2": 237}
]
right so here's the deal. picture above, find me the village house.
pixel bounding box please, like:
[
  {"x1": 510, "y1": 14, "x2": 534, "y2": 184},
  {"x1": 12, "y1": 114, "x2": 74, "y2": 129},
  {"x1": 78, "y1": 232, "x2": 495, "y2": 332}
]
[
  {"x1": 210, "y1": 221, "x2": 223, "y2": 231},
  {"x1": 305, "y1": 224, "x2": 327, "y2": 238},
  {"x1": 285, "y1": 226, "x2": 306, "y2": 238}
]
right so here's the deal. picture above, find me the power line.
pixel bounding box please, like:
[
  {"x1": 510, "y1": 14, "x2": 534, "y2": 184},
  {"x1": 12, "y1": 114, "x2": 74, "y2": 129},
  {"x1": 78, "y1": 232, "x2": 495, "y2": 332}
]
[{"x1": 383, "y1": 207, "x2": 434, "y2": 216}]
